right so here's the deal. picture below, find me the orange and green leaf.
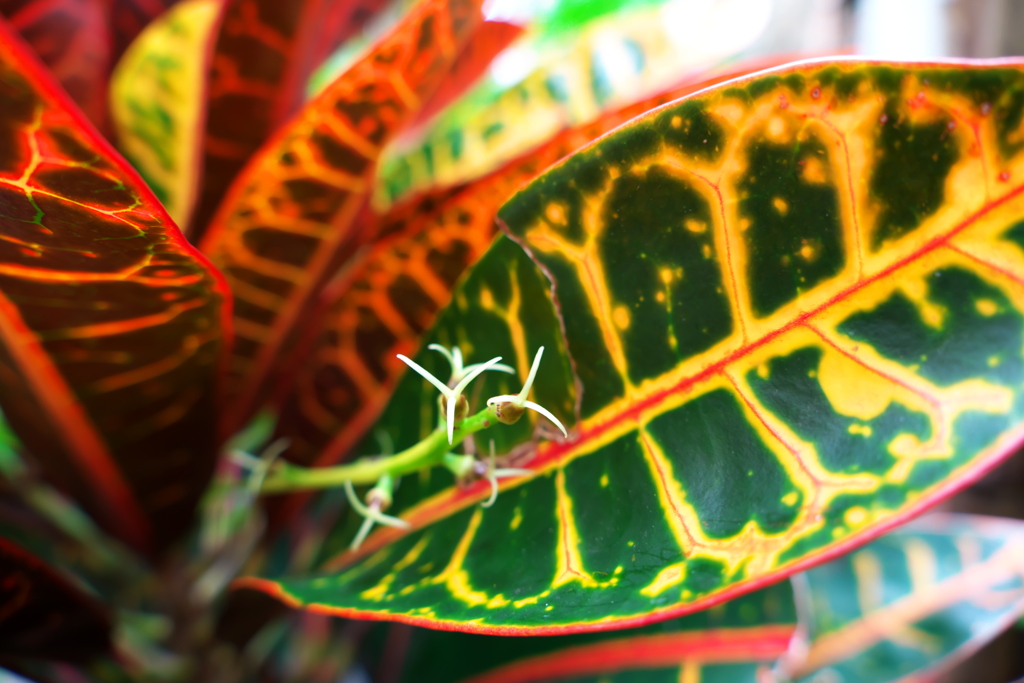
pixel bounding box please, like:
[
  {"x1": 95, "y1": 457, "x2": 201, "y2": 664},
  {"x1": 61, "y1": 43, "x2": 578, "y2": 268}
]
[
  {"x1": 359, "y1": 514, "x2": 1024, "y2": 682},
  {"x1": 109, "y1": 0, "x2": 224, "y2": 231},
  {"x1": 0, "y1": 0, "x2": 111, "y2": 128},
  {"x1": 199, "y1": 0, "x2": 485, "y2": 437},
  {"x1": 190, "y1": 0, "x2": 391, "y2": 239},
  {"x1": 782, "y1": 513, "x2": 1024, "y2": 682},
  {"x1": 0, "y1": 19, "x2": 228, "y2": 553},
  {"x1": 404, "y1": 20, "x2": 525, "y2": 134},
  {"x1": 242, "y1": 59, "x2": 1024, "y2": 633}
]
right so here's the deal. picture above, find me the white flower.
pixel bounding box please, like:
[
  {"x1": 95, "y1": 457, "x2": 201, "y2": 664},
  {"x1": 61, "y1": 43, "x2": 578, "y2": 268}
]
[
  {"x1": 397, "y1": 350, "x2": 506, "y2": 444},
  {"x1": 427, "y1": 343, "x2": 515, "y2": 385},
  {"x1": 487, "y1": 346, "x2": 568, "y2": 438},
  {"x1": 477, "y1": 440, "x2": 532, "y2": 508},
  {"x1": 344, "y1": 480, "x2": 408, "y2": 551}
]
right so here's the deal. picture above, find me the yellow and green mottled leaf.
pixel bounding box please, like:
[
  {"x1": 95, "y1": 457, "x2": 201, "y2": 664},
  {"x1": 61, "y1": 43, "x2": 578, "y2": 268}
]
[
  {"x1": 271, "y1": 60, "x2": 784, "y2": 471},
  {"x1": 109, "y1": 0, "x2": 222, "y2": 231},
  {"x1": 372, "y1": 0, "x2": 770, "y2": 209},
  {"x1": 782, "y1": 513, "x2": 1024, "y2": 682},
  {"x1": 241, "y1": 59, "x2": 1024, "y2": 634}
]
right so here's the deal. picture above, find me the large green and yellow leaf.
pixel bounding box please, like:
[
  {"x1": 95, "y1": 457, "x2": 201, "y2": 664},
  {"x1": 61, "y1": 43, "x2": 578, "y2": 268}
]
[
  {"x1": 345, "y1": 514, "x2": 1024, "y2": 682},
  {"x1": 199, "y1": 0, "x2": 485, "y2": 437},
  {"x1": 0, "y1": 18, "x2": 228, "y2": 553},
  {"x1": 242, "y1": 59, "x2": 1024, "y2": 633},
  {"x1": 109, "y1": 0, "x2": 223, "y2": 230},
  {"x1": 273, "y1": 60, "x2": 795, "y2": 469},
  {"x1": 782, "y1": 513, "x2": 1024, "y2": 682}
]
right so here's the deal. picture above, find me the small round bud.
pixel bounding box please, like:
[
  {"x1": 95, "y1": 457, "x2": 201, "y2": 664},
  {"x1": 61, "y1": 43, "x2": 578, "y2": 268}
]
[
  {"x1": 366, "y1": 486, "x2": 392, "y2": 510},
  {"x1": 492, "y1": 400, "x2": 526, "y2": 425},
  {"x1": 440, "y1": 393, "x2": 470, "y2": 423}
]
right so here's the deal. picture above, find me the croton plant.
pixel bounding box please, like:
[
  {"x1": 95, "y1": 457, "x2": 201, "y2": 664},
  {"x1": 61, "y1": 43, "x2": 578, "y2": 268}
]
[{"x1": 2, "y1": 0, "x2": 1024, "y2": 681}]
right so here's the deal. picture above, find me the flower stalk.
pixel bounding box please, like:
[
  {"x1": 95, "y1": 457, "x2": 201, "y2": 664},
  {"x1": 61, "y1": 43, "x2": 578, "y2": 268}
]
[
  {"x1": 259, "y1": 405, "x2": 499, "y2": 494},
  {"x1": 257, "y1": 344, "x2": 568, "y2": 549}
]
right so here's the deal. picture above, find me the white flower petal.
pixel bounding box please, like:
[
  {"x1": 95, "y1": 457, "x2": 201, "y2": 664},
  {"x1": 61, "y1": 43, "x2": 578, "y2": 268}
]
[
  {"x1": 518, "y1": 346, "x2": 545, "y2": 400},
  {"x1": 343, "y1": 480, "x2": 371, "y2": 517},
  {"x1": 397, "y1": 353, "x2": 451, "y2": 397},
  {"x1": 427, "y1": 344, "x2": 457, "y2": 377},
  {"x1": 446, "y1": 390, "x2": 457, "y2": 445},
  {"x1": 350, "y1": 515, "x2": 375, "y2": 551},
  {"x1": 522, "y1": 399, "x2": 568, "y2": 438},
  {"x1": 367, "y1": 510, "x2": 411, "y2": 530},
  {"x1": 493, "y1": 467, "x2": 533, "y2": 478},
  {"x1": 460, "y1": 361, "x2": 516, "y2": 380},
  {"x1": 481, "y1": 472, "x2": 499, "y2": 508}
]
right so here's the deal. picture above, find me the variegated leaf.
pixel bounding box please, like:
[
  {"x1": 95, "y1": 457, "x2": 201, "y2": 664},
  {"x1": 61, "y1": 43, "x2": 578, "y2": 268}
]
[
  {"x1": 189, "y1": 0, "x2": 390, "y2": 239},
  {"x1": 241, "y1": 59, "x2": 1024, "y2": 632},
  {"x1": 782, "y1": 513, "x2": 1024, "y2": 683},
  {"x1": 375, "y1": 0, "x2": 771, "y2": 208},
  {"x1": 0, "y1": 0, "x2": 111, "y2": 127},
  {"x1": 273, "y1": 59, "x2": 795, "y2": 469},
  {"x1": 0, "y1": 19, "x2": 228, "y2": 553},
  {"x1": 199, "y1": 0, "x2": 485, "y2": 437},
  {"x1": 394, "y1": 581, "x2": 795, "y2": 683},
  {"x1": 0, "y1": 536, "x2": 111, "y2": 662}
]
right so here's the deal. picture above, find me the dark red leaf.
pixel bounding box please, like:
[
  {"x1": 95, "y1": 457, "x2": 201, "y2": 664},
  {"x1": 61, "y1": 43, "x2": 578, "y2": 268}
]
[
  {"x1": 0, "y1": 18, "x2": 229, "y2": 554},
  {"x1": 0, "y1": 0, "x2": 111, "y2": 128},
  {"x1": 0, "y1": 536, "x2": 111, "y2": 663}
]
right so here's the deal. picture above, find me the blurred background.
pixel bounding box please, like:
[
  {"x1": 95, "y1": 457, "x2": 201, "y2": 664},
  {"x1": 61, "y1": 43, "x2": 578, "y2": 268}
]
[{"x1": 745, "y1": 0, "x2": 1024, "y2": 60}]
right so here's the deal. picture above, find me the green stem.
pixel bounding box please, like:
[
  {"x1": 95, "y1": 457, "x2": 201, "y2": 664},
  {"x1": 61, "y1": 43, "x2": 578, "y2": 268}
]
[{"x1": 259, "y1": 406, "x2": 498, "y2": 494}]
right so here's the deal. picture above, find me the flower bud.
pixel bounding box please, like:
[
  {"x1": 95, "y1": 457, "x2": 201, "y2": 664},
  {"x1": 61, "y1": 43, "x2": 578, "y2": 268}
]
[
  {"x1": 491, "y1": 400, "x2": 525, "y2": 425},
  {"x1": 440, "y1": 393, "x2": 469, "y2": 422},
  {"x1": 366, "y1": 486, "x2": 392, "y2": 510}
]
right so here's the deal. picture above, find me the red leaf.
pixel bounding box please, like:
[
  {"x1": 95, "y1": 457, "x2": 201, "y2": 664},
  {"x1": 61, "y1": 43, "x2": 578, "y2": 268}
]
[
  {"x1": 407, "y1": 20, "x2": 525, "y2": 133},
  {"x1": 0, "y1": 18, "x2": 229, "y2": 554},
  {"x1": 0, "y1": 0, "x2": 111, "y2": 128}
]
